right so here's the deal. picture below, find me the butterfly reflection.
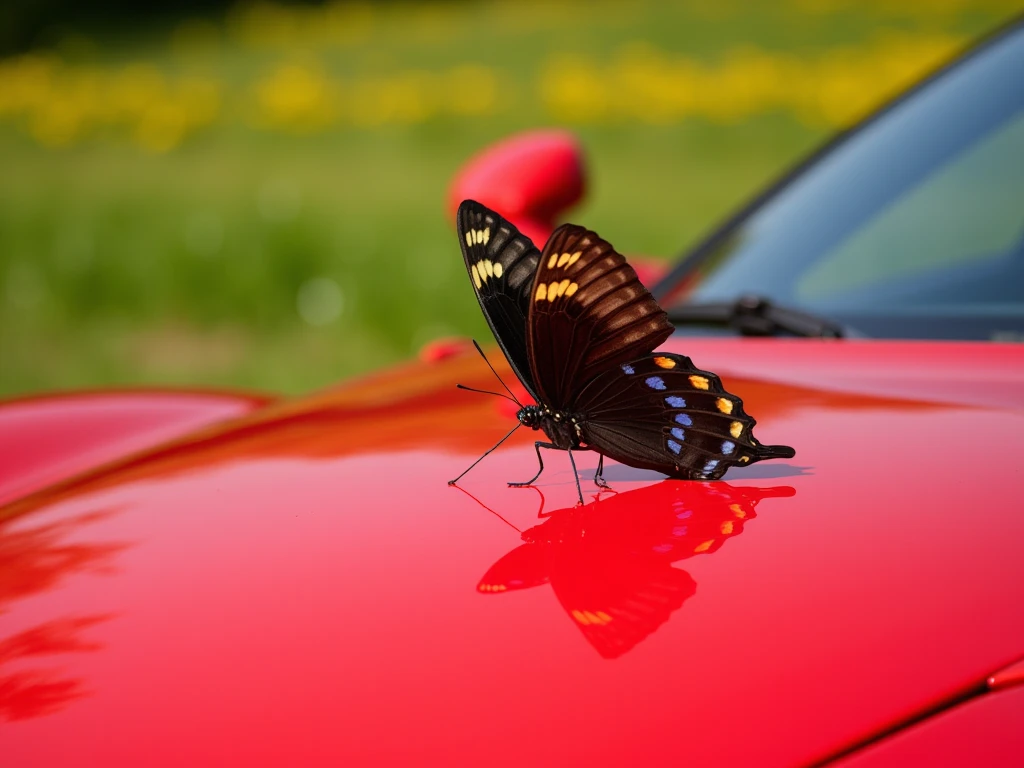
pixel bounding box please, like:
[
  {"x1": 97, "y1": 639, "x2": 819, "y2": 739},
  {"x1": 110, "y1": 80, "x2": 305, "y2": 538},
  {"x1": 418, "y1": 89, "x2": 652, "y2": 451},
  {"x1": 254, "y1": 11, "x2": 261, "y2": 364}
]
[{"x1": 476, "y1": 481, "x2": 795, "y2": 659}]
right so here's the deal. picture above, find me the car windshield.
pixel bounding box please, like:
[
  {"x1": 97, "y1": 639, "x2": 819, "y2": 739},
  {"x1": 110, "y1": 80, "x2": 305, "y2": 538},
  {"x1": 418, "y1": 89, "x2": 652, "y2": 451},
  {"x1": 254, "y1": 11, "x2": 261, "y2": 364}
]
[{"x1": 658, "y1": 22, "x2": 1024, "y2": 341}]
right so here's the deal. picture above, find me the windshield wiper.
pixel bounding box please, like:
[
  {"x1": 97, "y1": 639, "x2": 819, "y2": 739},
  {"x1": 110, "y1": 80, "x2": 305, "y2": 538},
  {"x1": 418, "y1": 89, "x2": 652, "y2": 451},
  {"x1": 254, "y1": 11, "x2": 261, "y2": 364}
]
[{"x1": 667, "y1": 295, "x2": 845, "y2": 338}]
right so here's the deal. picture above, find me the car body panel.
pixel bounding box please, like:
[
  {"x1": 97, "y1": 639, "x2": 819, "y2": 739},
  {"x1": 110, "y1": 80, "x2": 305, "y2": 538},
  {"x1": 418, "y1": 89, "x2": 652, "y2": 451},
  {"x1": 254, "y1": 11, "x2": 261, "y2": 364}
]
[
  {"x1": 2, "y1": 338, "x2": 1023, "y2": 766},
  {"x1": 0, "y1": 390, "x2": 272, "y2": 509},
  {"x1": 833, "y1": 685, "x2": 1024, "y2": 767}
]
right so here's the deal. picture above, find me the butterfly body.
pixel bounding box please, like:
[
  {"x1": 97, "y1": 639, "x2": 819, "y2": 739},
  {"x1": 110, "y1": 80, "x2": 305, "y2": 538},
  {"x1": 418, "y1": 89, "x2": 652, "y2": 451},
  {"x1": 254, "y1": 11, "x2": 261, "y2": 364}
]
[
  {"x1": 516, "y1": 404, "x2": 585, "y2": 450},
  {"x1": 453, "y1": 200, "x2": 795, "y2": 499}
]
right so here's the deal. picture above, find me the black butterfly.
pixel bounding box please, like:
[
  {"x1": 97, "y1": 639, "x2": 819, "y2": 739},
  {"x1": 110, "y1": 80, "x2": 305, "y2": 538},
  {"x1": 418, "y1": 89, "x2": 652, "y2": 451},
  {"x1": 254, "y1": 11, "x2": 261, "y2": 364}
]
[{"x1": 450, "y1": 200, "x2": 794, "y2": 502}]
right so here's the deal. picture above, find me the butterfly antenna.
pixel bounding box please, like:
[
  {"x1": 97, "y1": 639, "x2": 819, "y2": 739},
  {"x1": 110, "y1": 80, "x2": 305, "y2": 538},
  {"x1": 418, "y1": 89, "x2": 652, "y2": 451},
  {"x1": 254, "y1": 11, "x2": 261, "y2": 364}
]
[
  {"x1": 471, "y1": 339, "x2": 522, "y2": 407},
  {"x1": 456, "y1": 383, "x2": 519, "y2": 405},
  {"x1": 448, "y1": 423, "x2": 522, "y2": 486}
]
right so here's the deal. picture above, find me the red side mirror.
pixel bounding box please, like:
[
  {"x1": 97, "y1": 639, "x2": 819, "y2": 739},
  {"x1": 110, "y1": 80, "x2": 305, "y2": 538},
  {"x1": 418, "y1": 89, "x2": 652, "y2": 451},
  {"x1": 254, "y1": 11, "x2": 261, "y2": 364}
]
[{"x1": 447, "y1": 130, "x2": 586, "y2": 246}]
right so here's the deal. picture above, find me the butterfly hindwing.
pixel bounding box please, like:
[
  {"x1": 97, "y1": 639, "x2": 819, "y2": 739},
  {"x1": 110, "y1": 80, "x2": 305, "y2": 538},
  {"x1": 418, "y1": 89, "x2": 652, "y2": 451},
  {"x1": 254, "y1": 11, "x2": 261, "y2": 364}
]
[
  {"x1": 575, "y1": 352, "x2": 795, "y2": 480},
  {"x1": 457, "y1": 200, "x2": 542, "y2": 401},
  {"x1": 526, "y1": 224, "x2": 674, "y2": 409}
]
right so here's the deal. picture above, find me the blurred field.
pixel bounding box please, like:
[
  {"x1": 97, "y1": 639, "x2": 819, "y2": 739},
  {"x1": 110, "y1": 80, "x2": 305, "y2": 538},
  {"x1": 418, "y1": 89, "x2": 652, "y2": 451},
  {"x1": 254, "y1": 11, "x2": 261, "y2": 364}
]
[{"x1": 0, "y1": 0, "x2": 1018, "y2": 397}]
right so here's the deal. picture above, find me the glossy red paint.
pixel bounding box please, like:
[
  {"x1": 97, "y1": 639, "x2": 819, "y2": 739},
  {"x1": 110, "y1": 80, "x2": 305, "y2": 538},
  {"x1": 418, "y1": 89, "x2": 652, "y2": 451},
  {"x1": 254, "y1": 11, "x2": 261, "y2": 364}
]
[
  {"x1": 2, "y1": 339, "x2": 1023, "y2": 766},
  {"x1": 446, "y1": 129, "x2": 585, "y2": 246},
  {"x1": 833, "y1": 686, "x2": 1024, "y2": 767},
  {"x1": 988, "y1": 657, "x2": 1024, "y2": 692},
  {"x1": 0, "y1": 390, "x2": 270, "y2": 509}
]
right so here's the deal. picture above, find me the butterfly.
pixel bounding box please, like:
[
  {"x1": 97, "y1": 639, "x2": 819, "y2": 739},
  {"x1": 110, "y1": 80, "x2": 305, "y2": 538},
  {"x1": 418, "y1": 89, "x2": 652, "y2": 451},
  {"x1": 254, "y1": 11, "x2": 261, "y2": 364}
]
[
  {"x1": 450, "y1": 199, "x2": 794, "y2": 502},
  {"x1": 476, "y1": 480, "x2": 795, "y2": 659}
]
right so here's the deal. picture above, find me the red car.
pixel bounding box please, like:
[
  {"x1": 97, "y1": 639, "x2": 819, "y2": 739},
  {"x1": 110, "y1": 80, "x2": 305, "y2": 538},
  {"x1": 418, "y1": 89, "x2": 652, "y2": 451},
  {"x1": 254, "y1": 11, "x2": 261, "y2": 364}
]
[{"x1": 2, "y1": 19, "x2": 1023, "y2": 768}]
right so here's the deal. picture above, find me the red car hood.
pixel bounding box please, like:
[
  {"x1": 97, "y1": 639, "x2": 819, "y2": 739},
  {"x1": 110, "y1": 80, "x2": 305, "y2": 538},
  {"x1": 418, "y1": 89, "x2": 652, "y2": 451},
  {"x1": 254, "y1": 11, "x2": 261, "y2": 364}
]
[{"x1": 2, "y1": 338, "x2": 1023, "y2": 766}]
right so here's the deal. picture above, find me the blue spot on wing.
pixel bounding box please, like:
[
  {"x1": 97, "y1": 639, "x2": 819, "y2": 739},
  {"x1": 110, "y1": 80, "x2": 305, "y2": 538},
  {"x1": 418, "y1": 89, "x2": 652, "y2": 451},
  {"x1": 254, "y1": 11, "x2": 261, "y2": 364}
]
[
  {"x1": 621, "y1": 363, "x2": 635, "y2": 374},
  {"x1": 667, "y1": 439, "x2": 682, "y2": 454},
  {"x1": 665, "y1": 396, "x2": 686, "y2": 408},
  {"x1": 703, "y1": 459, "x2": 720, "y2": 474},
  {"x1": 675, "y1": 413, "x2": 692, "y2": 426},
  {"x1": 671, "y1": 427, "x2": 686, "y2": 441},
  {"x1": 721, "y1": 440, "x2": 735, "y2": 455},
  {"x1": 645, "y1": 376, "x2": 666, "y2": 391}
]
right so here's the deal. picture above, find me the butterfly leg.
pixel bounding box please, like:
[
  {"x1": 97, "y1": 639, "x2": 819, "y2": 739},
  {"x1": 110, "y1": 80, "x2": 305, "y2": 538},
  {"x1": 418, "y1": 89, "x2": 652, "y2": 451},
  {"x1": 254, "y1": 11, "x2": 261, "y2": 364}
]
[
  {"x1": 566, "y1": 448, "x2": 584, "y2": 505},
  {"x1": 593, "y1": 454, "x2": 611, "y2": 490},
  {"x1": 508, "y1": 441, "x2": 559, "y2": 488}
]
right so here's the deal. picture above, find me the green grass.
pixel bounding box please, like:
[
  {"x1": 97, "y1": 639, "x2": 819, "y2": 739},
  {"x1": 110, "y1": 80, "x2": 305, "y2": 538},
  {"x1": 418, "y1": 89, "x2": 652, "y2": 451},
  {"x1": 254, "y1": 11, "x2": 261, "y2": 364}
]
[{"x1": 0, "y1": 1, "x2": 1016, "y2": 397}]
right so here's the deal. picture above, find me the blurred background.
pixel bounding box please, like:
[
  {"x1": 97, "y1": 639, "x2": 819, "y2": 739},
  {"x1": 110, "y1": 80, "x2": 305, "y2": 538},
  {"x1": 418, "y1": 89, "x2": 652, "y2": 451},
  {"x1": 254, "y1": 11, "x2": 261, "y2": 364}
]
[{"x1": 0, "y1": 0, "x2": 1019, "y2": 398}]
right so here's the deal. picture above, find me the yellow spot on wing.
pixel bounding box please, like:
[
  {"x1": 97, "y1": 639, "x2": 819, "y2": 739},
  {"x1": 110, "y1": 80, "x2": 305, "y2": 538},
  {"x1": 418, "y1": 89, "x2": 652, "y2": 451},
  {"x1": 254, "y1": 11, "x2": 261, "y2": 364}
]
[
  {"x1": 471, "y1": 264, "x2": 482, "y2": 289},
  {"x1": 689, "y1": 375, "x2": 710, "y2": 390},
  {"x1": 730, "y1": 421, "x2": 743, "y2": 438},
  {"x1": 482, "y1": 227, "x2": 490, "y2": 245},
  {"x1": 556, "y1": 278, "x2": 570, "y2": 297},
  {"x1": 535, "y1": 283, "x2": 548, "y2": 301},
  {"x1": 465, "y1": 232, "x2": 473, "y2": 247},
  {"x1": 595, "y1": 611, "x2": 613, "y2": 623},
  {"x1": 694, "y1": 539, "x2": 714, "y2": 553},
  {"x1": 557, "y1": 252, "x2": 571, "y2": 268},
  {"x1": 653, "y1": 356, "x2": 676, "y2": 369},
  {"x1": 739, "y1": 455, "x2": 750, "y2": 463},
  {"x1": 730, "y1": 503, "x2": 746, "y2": 518},
  {"x1": 721, "y1": 521, "x2": 734, "y2": 535},
  {"x1": 572, "y1": 609, "x2": 589, "y2": 625},
  {"x1": 566, "y1": 282, "x2": 578, "y2": 297},
  {"x1": 547, "y1": 281, "x2": 559, "y2": 301},
  {"x1": 567, "y1": 251, "x2": 582, "y2": 267},
  {"x1": 716, "y1": 398, "x2": 733, "y2": 414},
  {"x1": 548, "y1": 254, "x2": 558, "y2": 269},
  {"x1": 493, "y1": 262, "x2": 503, "y2": 278},
  {"x1": 484, "y1": 259, "x2": 495, "y2": 278}
]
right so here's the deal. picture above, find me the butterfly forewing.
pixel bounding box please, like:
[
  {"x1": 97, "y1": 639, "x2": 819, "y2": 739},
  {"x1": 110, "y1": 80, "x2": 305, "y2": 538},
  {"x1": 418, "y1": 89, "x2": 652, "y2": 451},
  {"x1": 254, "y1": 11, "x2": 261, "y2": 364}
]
[
  {"x1": 457, "y1": 200, "x2": 542, "y2": 401},
  {"x1": 575, "y1": 352, "x2": 795, "y2": 480},
  {"x1": 526, "y1": 225, "x2": 673, "y2": 409}
]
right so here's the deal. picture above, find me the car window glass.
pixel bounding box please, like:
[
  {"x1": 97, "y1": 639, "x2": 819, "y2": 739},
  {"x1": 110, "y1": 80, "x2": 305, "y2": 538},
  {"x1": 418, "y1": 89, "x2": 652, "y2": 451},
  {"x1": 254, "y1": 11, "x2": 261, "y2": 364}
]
[
  {"x1": 667, "y1": 24, "x2": 1024, "y2": 340},
  {"x1": 796, "y1": 115, "x2": 1024, "y2": 306}
]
